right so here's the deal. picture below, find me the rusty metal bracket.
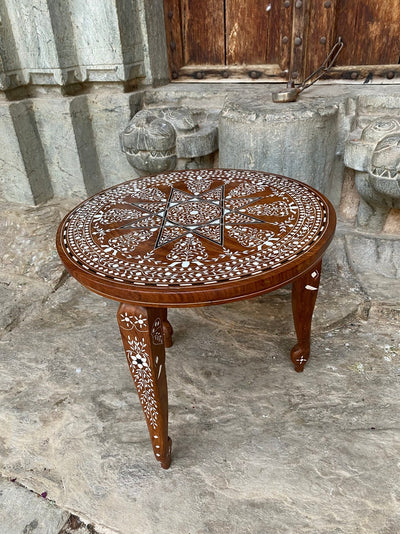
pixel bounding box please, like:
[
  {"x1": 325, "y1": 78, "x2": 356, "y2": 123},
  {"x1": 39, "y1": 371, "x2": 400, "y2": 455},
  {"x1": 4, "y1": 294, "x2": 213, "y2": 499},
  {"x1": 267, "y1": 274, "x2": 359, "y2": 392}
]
[{"x1": 272, "y1": 37, "x2": 344, "y2": 103}]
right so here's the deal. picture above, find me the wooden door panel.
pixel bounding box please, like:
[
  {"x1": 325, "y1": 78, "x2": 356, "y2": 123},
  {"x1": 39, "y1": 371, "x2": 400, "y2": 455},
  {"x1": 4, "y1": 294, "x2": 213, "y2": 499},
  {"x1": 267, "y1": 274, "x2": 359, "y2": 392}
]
[
  {"x1": 305, "y1": 0, "x2": 339, "y2": 75},
  {"x1": 225, "y1": 0, "x2": 293, "y2": 71},
  {"x1": 163, "y1": 0, "x2": 184, "y2": 78},
  {"x1": 225, "y1": 0, "x2": 269, "y2": 65},
  {"x1": 335, "y1": 0, "x2": 400, "y2": 66},
  {"x1": 181, "y1": 0, "x2": 225, "y2": 65},
  {"x1": 290, "y1": 0, "x2": 309, "y2": 80},
  {"x1": 163, "y1": 0, "x2": 400, "y2": 82},
  {"x1": 265, "y1": 0, "x2": 293, "y2": 71}
]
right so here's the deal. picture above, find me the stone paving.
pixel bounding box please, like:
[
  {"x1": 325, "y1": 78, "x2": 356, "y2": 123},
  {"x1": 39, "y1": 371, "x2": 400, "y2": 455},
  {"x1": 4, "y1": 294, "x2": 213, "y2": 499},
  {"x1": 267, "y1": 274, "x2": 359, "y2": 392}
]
[{"x1": 0, "y1": 199, "x2": 399, "y2": 534}]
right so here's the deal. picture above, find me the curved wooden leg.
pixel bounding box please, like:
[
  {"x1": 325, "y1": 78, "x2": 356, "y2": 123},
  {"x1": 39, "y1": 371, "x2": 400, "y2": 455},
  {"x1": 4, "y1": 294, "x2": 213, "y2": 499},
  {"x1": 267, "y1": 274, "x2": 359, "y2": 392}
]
[
  {"x1": 160, "y1": 308, "x2": 173, "y2": 348},
  {"x1": 117, "y1": 303, "x2": 172, "y2": 469},
  {"x1": 291, "y1": 259, "x2": 322, "y2": 373}
]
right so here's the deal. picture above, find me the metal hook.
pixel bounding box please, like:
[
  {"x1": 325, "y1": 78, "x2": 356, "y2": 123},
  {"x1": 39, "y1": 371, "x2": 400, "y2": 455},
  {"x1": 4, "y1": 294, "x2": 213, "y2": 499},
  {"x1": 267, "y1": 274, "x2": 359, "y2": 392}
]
[{"x1": 272, "y1": 37, "x2": 344, "y2": 103}]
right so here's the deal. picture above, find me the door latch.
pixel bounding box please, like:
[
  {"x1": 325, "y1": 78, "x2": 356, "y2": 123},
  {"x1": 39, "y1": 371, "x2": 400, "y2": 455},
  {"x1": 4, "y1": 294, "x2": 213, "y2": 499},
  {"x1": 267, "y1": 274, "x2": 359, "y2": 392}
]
[{"x1": 272, "y1": 37, "x2": 344, "y2": 103}]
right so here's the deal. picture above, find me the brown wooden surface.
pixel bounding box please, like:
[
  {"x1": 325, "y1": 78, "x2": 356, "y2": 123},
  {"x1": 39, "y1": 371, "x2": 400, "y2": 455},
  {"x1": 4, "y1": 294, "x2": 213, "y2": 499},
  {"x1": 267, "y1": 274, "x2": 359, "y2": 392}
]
[
  {"x1": 117, "y1": 304, "x2": 172, "y2": 468},
  {"x1": 160, "y1": 308, "x2": 174, "y2": 348},
  {"x1": 225, "y1": 1, "x2": 269, "y2": 65},
  {"x1": 335, "y1": 0, "x2": 400, "y2": 67},
  {"x1": 291, "y1": 259, "x2": 322, "y2": 372},
  {"x1": 56, "y1": 170, "x2": 336, "y2": 309},
  {"x1": 163, "y1": 0, "x2": 184, "y2": 78},
  {"x1": 181, "y1": 0, "x2": 225, "y2": 65},
  {"x1": 265, "y1": 0, "x2": 293, "y2": 72},
  {"x1": 289, "y1": 0, "x2": 309, "y2": 80},
  {"x1": 326, "y1": 64, "x2": 400, "y2": 81},
  {"x1": 305, "y1": 0, "x2": 338, "y2": 76},
  {"x1": 176, "y1": 64, "x2": 287, "y2": 82},
  {"x1": 164, "y1": 0, "x2": 400, "y2": 83}
]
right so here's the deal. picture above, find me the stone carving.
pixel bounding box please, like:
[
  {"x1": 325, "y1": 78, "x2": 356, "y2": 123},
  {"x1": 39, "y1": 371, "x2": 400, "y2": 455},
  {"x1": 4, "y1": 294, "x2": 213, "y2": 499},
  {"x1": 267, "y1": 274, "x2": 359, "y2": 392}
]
[
  {"x1": 120, "y1": 109, "x2": 177, "y2": 174},
  {"x1": 120, "y1": 107, "x2": 218, "y2": 174},
  {"x1": 344, "y1": 116, "x2": 400, "y2": 231}
]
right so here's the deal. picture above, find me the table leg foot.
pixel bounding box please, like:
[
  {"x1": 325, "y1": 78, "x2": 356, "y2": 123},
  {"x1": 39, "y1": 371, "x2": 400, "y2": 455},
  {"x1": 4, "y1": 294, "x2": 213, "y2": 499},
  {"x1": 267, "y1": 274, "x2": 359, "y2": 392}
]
[
  {"x1": 117, "y1": 303, "x2": 172, "y2": 468},
  {"x1": 160, "y1": 436, "x2": 172, "y2": 469},
  {"x1": 291, "y1": 259, "x2": 322, "y2": 372},
  {"x1": 160, "y1": 308, "x2": 173, "y2": 348},
  {"x1": 290, "y1": 343, "x2": 309, "y2": 373}
]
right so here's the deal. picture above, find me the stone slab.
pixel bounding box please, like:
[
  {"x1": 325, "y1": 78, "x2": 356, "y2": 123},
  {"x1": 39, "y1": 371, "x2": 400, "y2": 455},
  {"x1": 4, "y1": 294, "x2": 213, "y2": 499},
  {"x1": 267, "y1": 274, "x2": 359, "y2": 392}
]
[
  {"x1": 0, "y1": 198, "x2": 399, "y2": 534},
  {"x1": 33, "y1": 97, "x2": 86, "y2": 198},
  {"x1": 1, "y1": 281, "x2": 399, "y2": 534},
  {"x1": 345, "y1": 231, "x2": 400, "y2": 278},
  {"x1": 0, "y1": 477, "x2": 69, "y2": 534},
  {"x1": 0, "y1": 198, "x2": 81, "y2": 337},
  {"x1": 0, "y1": 103, "x2": 34, "y2": 204},
  {"x1": 87, "y1": 93, "x2": 141, "y2": 189}
]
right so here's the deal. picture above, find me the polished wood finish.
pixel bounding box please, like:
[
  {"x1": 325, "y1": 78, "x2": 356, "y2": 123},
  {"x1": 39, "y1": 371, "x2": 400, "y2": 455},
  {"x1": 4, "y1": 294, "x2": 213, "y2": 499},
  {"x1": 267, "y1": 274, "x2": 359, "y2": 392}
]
[
  {"x1": 56, "y1": 169, "x2": 336, "y2": 308},
  {"x1": 56, "y1": 169, "x2": 336, "y2": 468},
  {"x1": 160, "y1": 308, "x2": 174, "y2": 348},
  {"x1": 291, "y1": 259, "x2": 322, "y2": 372},
  {"x1": 117, "y1": 304, "x2": 172, "y2": 469}
]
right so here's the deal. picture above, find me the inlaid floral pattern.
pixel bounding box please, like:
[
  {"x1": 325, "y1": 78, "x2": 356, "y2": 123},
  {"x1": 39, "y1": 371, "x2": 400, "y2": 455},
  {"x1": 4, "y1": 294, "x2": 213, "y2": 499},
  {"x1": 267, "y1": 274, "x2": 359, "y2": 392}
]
[
  {"x1": 125, "y1": 332, "x2": 159, "y2": 430},
  {"x1": 62, "y1": 169, "x2": 329, "y2": 287}
]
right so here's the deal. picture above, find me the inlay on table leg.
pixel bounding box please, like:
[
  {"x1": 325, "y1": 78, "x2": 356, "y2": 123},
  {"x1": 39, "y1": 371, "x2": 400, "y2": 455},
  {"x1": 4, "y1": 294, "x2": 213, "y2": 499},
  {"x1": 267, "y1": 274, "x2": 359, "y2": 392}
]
[
  {"x1": 290, "y1": 259, "x2": 323, "y2": 373},
  {"x1": 160, "y1": 308, "x2": 173, "y2": 348},
  {"x1": 117, "y1": 303, "x2": 172, "y2": 469}
]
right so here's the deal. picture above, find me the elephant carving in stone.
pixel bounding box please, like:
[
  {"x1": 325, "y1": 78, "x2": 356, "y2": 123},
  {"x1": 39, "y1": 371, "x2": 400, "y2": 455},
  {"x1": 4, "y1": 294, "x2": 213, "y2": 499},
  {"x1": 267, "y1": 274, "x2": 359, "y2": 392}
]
[
  {"x1": 120, "y1": 109, "x2": 177, "y2": 174},
  {"x1": 345, "y1": 116, "x2": 400, "y2": 231},
  {"x1": 120, "y1": 107, "x2": 219, "y2": 175}
]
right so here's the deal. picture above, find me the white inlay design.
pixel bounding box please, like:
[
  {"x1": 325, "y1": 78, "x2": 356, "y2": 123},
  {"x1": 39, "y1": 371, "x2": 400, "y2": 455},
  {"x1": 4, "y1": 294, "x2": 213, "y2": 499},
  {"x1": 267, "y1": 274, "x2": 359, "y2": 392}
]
[
  {"x1": 119, "y1": 312, "x2": 135, "y2": 330},
  {"x1": 246, "y1": 200, "x2": 298, "y2": 217},
  {"x1": 186, "y1": 173, "x2": 213, "y2": 195},
  {"x1": 63, "y1": 169, "x2": 328, "y2": 287},
  {"x1": 305, "y1": 285, "x2": 318, "y2": 291},
  {"x1": 166, "y1": 234, "x2": 208, "y2": 268},
  {"x1": 126, "y1": 335, "x2": 158, "y2": 428},
  {"x1": 151, "y1": 318, "x2": 164, "y2": 345},
  {"x1": 133, "y1": 314, "x2": 148, "y2": 331}
]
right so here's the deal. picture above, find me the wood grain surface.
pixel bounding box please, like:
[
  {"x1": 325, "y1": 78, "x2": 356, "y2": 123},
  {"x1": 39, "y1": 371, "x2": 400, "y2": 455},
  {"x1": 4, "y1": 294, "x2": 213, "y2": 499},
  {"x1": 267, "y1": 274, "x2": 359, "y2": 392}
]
[{"x1": 163, "y1": 0, "x2": 400, "y2": 82}]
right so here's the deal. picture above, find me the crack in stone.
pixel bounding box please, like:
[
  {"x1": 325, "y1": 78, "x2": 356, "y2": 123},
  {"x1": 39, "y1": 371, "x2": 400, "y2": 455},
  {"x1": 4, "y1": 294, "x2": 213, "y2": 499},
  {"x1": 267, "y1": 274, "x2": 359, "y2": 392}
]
[{"x1": 53, "y1": 269, "x2": 70, "y2": 293}]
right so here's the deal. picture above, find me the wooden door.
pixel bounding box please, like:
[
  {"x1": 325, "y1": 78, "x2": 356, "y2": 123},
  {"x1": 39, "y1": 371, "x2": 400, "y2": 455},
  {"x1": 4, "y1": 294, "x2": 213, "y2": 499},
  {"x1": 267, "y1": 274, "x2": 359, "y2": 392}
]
[{"x1": 163, "y1": 0, "x2": 400, "y2": 83}]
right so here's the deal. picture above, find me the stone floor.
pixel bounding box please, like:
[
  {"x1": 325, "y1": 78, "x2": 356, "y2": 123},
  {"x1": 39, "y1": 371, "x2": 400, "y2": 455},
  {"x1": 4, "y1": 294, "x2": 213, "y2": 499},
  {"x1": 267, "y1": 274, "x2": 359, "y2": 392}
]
[{"x1": 0, "y1": 199, "x2": 399, "y2": 534}]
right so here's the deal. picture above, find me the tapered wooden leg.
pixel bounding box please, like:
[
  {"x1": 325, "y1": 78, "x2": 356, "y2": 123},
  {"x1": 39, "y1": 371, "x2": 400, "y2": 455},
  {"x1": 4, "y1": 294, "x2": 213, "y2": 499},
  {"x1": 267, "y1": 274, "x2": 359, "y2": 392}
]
[
  {"x1": 159, "y1": 308, "x2": 173, "y2": 348},
  {"x1": 291, "y1": 259, "x2": 322, "y2": 372},
  {"x1": 117, "y1": 303, "x2": 172, "y2": 468}
]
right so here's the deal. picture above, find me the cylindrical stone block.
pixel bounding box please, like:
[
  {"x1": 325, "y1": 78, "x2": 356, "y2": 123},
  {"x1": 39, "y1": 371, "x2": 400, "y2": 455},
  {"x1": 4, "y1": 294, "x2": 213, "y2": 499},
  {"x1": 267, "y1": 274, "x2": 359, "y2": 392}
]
[{"x1": 219, "y1": 92, "x2": 339, "y2": 197}]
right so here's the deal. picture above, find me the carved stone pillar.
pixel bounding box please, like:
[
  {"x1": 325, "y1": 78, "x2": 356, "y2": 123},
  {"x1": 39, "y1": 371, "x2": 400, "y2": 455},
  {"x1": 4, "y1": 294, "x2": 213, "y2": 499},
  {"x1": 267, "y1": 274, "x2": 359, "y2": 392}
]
[{"x1": 0, "y1": 0, "x2": 168, "y2": 90}]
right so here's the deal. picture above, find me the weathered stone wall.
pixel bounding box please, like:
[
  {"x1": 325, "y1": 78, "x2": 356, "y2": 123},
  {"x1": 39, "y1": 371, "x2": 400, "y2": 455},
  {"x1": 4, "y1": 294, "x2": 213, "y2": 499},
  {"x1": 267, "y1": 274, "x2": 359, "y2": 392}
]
[
  {"x1": 0, "y1": 0, "x2": 169, "y2": 203},
  {"x1": 0, "y1": 91, "x2": 146, "y2": 203},
  {"x1": 0, "y1": 0, "x2": 168, "y2": 89}
]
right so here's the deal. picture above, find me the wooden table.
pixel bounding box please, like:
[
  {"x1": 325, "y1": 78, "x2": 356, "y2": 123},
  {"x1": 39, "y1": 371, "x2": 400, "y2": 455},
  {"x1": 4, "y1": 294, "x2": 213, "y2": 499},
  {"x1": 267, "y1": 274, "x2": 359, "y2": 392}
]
[{"x1": 56, "y1": 169, "x2": 336, "y2": 469}]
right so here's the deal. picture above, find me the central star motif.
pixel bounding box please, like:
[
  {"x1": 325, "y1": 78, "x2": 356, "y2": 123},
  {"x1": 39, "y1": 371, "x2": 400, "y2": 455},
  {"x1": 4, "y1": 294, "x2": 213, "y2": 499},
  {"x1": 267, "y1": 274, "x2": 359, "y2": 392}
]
[
  {"x1": 154, "y1": 186, "x2": 225, "y2": 248},
  {"x1": 121, "y1": 185, "x2": 273, "y2": 250}
]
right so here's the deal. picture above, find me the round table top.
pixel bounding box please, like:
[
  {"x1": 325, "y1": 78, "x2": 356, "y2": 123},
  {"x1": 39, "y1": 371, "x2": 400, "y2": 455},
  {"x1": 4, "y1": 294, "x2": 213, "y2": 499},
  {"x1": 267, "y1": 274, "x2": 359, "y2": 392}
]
[{"x1": 57, "y1": 169, "x2": 336, "y2": 307}]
